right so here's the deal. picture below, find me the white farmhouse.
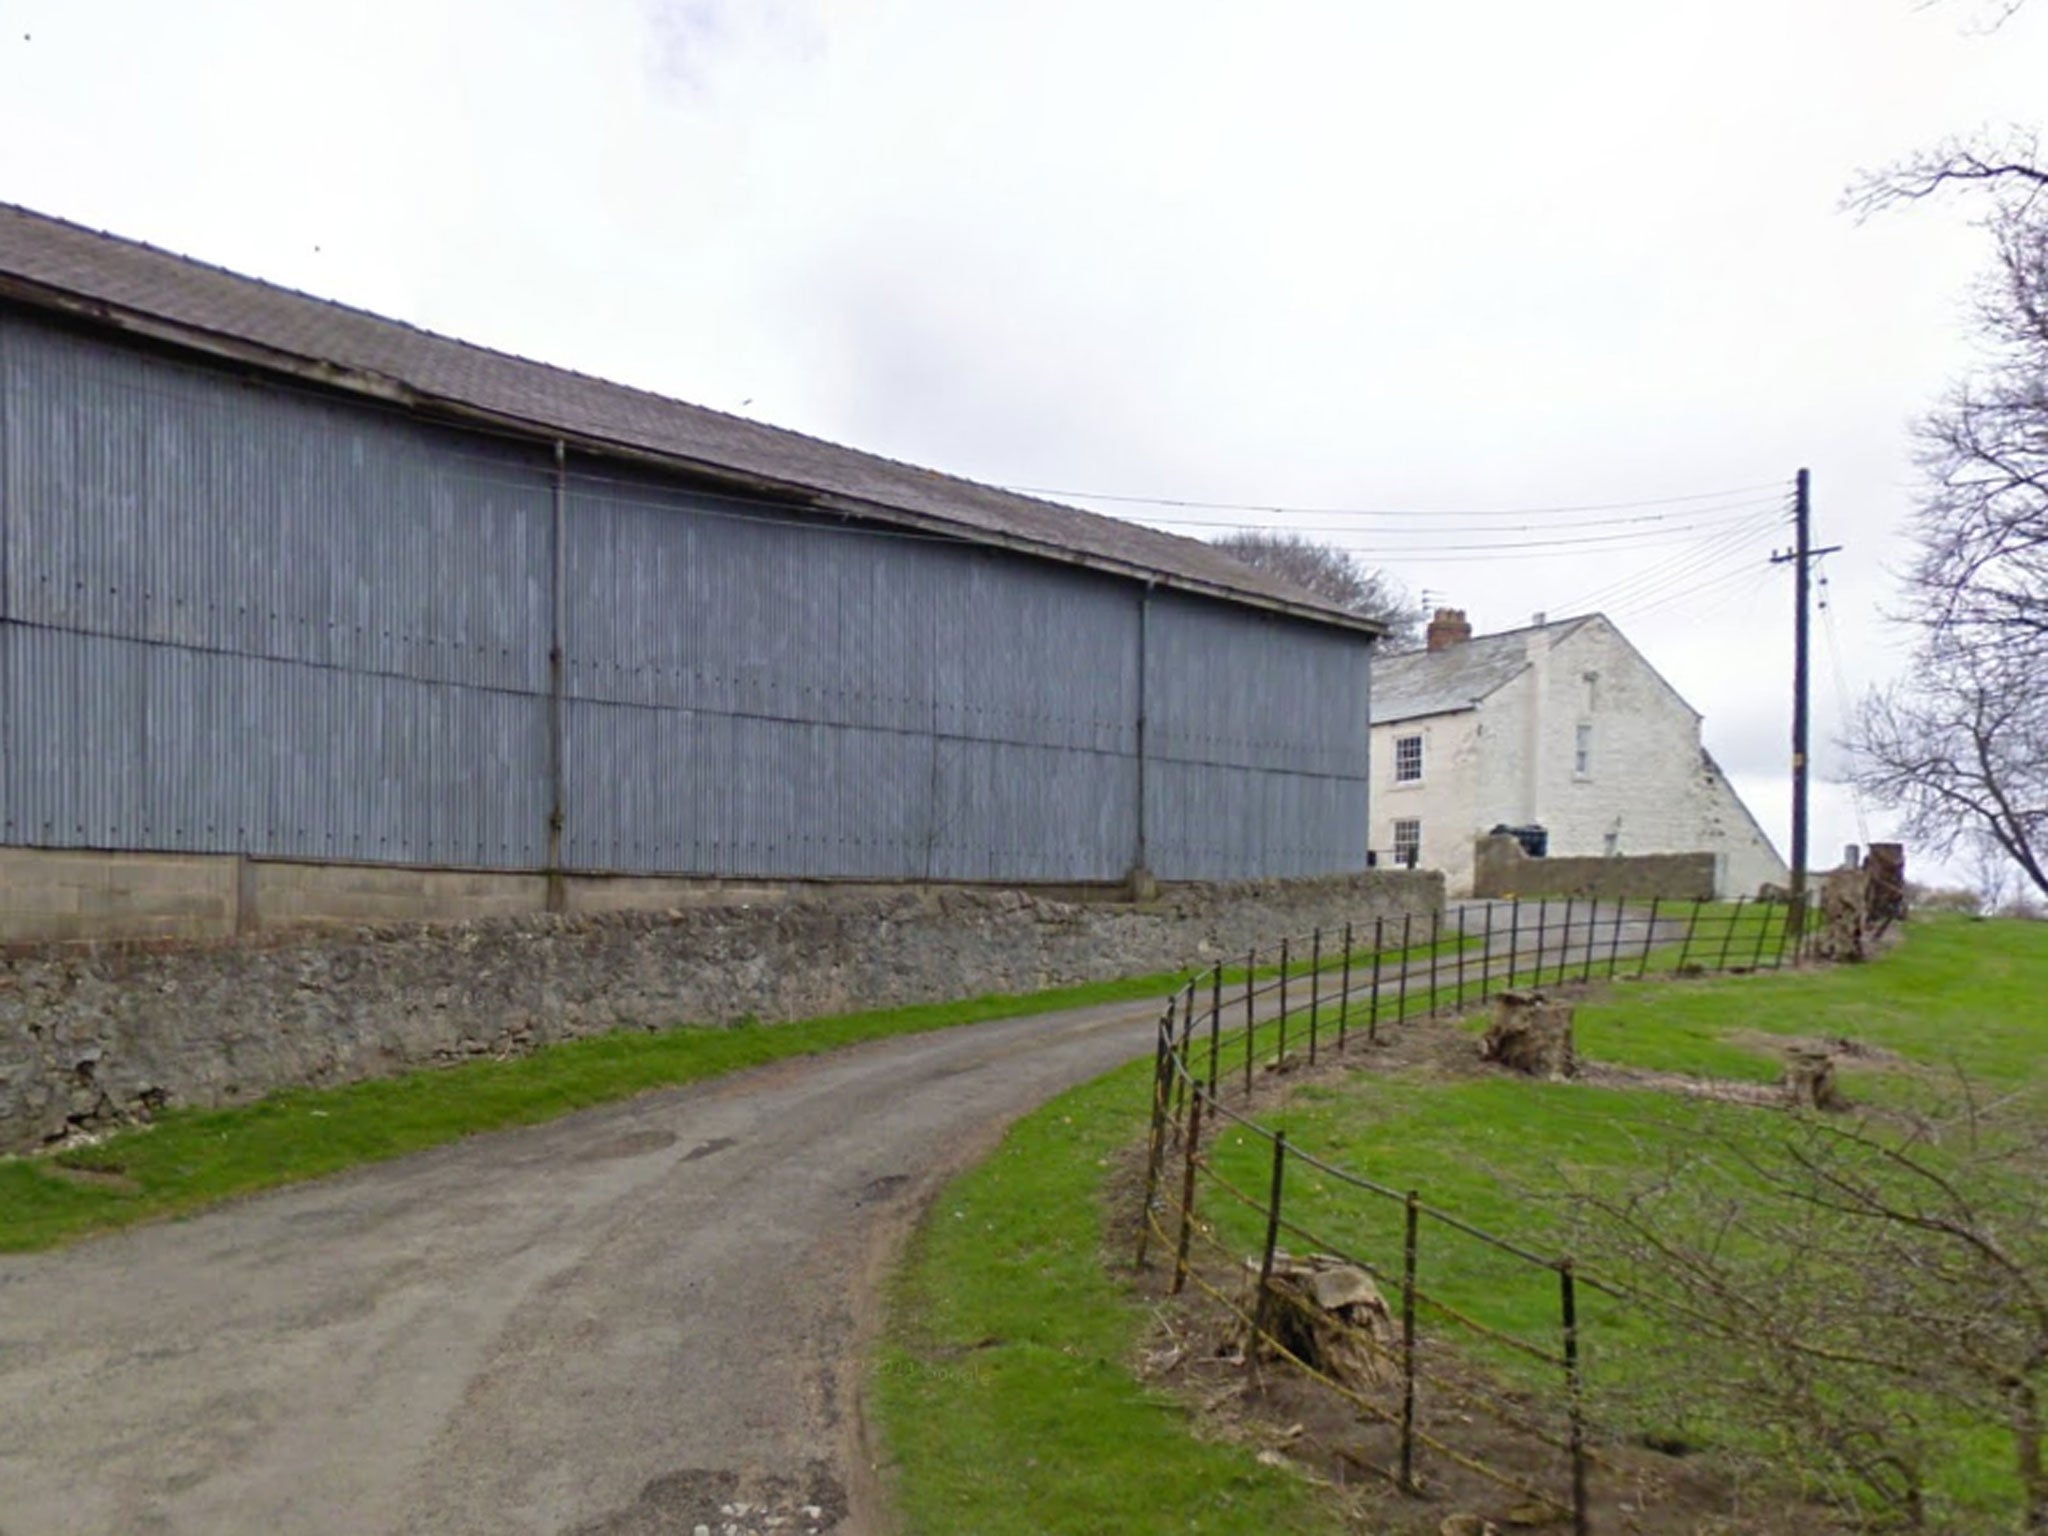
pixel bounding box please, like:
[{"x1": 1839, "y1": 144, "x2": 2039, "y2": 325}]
[{"x1": 1369, "y1": 609, "x2": 1788, "y2": 898}]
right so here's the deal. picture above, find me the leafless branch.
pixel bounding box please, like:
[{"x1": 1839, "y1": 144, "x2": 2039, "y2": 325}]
[{"x1": 1207, "y1": 530, "x2": 1420, "y2": 644}]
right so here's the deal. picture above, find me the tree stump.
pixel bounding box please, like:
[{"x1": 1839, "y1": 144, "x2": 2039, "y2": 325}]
[
  {"x1": 1865, "y1": 842, "x2": 1907, "y2": 931},
  {"x1": 1480, "y1": 991, "x2": 1576, "y2": 1078},
  {"x1": 1811, "y1": 866, "x2": 1871, "y2": 962},
  {"x1": 1783, "y1": 1045, "x2": 1843, "y2": 1110},
  {"x1": 1246, "y1": 1251, "x2": 1393, "y2": 1388}
]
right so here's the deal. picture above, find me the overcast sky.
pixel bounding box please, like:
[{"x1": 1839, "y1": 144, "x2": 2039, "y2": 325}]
[{"x1": 3, "y1": 0, "x2": 2042, "y2": 885}]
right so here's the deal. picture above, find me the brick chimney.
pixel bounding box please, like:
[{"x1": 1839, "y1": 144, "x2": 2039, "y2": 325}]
[{"x1": 1426, "y1": 607, "x2": 1472, "y2": 652}]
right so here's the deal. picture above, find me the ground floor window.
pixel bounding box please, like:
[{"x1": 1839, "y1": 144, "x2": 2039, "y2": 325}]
[{"x1": 1393, "y1": 818, "x2": 1422, "y2": 868}]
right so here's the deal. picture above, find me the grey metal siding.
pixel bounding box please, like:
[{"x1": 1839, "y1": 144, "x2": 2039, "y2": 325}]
[
  {"x1": 0, "y1": 313, "x2": 552, "y2": 864},
  {"x1": 0, "y1": 625, "x2": 547, "y2": 863},
  {"x1": 2, "y1": 318, "x2": 553, "y2": 690},
  {"x1": 0, "y1": 308, "x2": 1374, "y2": 881},
  {"x1": 1143, "y1": 592, "x2": 1373, "y2": 879},
  {"x1": 558, "y1": 472, "x2": 1141, "y2": 879}
]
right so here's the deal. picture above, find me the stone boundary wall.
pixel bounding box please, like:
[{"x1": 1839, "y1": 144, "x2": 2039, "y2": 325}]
[
  {"x1": 1470, "y1": 835, "x2": 1717, "y2": 902},
  {"x1": 0, "y1": 871, "x2": 1443, "y2": 1152}
]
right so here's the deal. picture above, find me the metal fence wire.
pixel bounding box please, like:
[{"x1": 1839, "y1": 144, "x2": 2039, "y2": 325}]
[{"x1": 1131, "y1": 895, "x2": 1806, "y2": 1535}]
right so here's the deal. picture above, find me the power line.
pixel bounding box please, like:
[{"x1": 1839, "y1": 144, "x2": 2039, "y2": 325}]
[
  {"x1": 1561, "y1": 525, "x2": 1763, "y2": 612},
  {"x1": 1676, "y1": 560, "x2": 1777, "y2": 628},
  {"x1": 1557, "y1": 505, "x2": 1790, "y2": 612},
  {"x1": 1205, "y1": 504, "x2": 1789, "y2": 568},
  {"x1": 1598, "y1": 535, "x2": 1779, "y2": 617},
  {"x1": 1608, "y1": 556, "x2": 1772, "y2": 623},
  {"x1": 1007, "y1": 478, "x2": 1791, "y2": 518},
  {"x1": 1136, "y1": 493, "x2": 1789, "y2": 538},
  {"x1": 1180, "y1": 510, "x2": 1791, "y2": 562}
]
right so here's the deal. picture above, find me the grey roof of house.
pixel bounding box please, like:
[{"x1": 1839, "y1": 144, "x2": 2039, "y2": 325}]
[
  {"x1": 0, "y1": 202, "x2": 1379, "y2": 636},
  {"x1": 1370, "y1": 616, "x2": 1597, "y2": 724}
]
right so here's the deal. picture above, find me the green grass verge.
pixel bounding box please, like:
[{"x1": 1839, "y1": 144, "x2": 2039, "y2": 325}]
[
  {"x1": 873, "y1": 1057, "x2": 1344, "y2": 1535},
  {"x1": 0, "y1": 931, "x2": 1458, "y2": 1255},
  {"x1": 0, "y1": 967, "x2": 1214, "y2": 1254}
]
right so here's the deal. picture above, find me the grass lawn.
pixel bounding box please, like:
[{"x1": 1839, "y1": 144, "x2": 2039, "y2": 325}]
[
  {"x1": 1199, "y1": 919, "x2": 2048, "y2": 1522},
  {"x1": 876, "y1": 916, "x2": 2048, "y2": 1532},
  {"x1": 1571, "y1": 913, "x2": 2048, "y2": 1090}
]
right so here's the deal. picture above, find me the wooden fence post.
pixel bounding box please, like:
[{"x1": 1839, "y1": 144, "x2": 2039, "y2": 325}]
[
  {"x1": 1135, "y1": 1009, "x2": 1173, "y2": 1269},
  {"x1": 1277, "y1": 936, "x2": 1291, "y2": 1067},
  {"x1": 1243, "y1": 947, "x2": 1257, "y2": 1101},
  {"x1": 1208, "y1": 960, "x2": 1224, "y2": 1098},
  {"x1": 1308, "y1": 927, "x2": 1322, "y2": 1065},
  {"x1": 1401, "y1": 1190, "x2": 1421, "y2": 1493},
  {"x1": 1338, "y1": 920, "x2": 1354, "y2": 1052},
  {"x1": 1561, "y1": 1258, "x2": 1589, "y2": 1536},
  {"x1": 1396, "y1": 914, "x2": 1412, "y2": 1023},
  {"x1": 1170, "y1": 1088, "x2": 1206, "y2": 1296},
  {"x1": 1368, "y1": 918, "x2": 1385, "y2": 1044},
  {"x1": 1675, "y1": 899, "x2": 1702, "y2": 972},
  {"x1": 1253, "y1": 1131, "x2": 1288, "y2": 1338},
  {"x1": 1716, "y1": 895, "x2": 1746, "y2": 972}
]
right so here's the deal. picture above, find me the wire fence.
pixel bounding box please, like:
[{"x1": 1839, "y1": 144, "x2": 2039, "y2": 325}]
[{"x1": 1132, "y1": 895, "x2": 1807, "y2": 1534}]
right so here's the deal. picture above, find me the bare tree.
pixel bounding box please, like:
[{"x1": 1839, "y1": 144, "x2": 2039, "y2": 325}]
[
  {"x1": 1209, "y1": 530, "x2": 1419, "y2": 645},
  {"x1": 1848, "y1": 135, "x2": 2048, "y2": 900},
  {"x1": 1571, "y1": 1093, "x2": 2048, "y2": 1532},
  {"x1": 1855, "y1": 643, "x2": 2048, "y2": 898}
]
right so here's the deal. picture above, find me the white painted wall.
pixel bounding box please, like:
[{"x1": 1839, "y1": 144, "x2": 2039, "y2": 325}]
[
  {"x1": 1368, "y1": 710, "x2": 1481, "y2": 892},
  {"x1": 1370, "y1": 617, "x2": 1789, "y2": 897}
]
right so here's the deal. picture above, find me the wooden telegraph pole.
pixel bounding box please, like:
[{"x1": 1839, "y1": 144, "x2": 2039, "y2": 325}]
[{"x1": 1771, "y1": 468, "x2": 1841, "y2": 946}]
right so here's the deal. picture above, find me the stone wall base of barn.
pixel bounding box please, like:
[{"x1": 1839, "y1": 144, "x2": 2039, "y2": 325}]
[{"x1": 0, "y1": 867, "x2": 1442, "y2": 1152}]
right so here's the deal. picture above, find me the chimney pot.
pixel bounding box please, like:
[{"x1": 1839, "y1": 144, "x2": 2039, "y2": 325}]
[{"x1": 1426, "y1": 607, "x2": 1472, "y2": 652}]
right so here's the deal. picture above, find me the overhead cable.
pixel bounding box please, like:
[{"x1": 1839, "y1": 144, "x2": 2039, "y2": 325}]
[{"x1": 1005, "y1": 478, "x2": 1792, "y2": 518}]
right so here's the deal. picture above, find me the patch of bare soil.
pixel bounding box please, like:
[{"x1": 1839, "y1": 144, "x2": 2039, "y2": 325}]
[
  {"x1": 1570, "y1": 1063, "x2": 1791, "y2": 1109},
  {"x1": 1719, "y1": 1031, "x2": 1911, "y2": 1072},
  {"x1": 38, "y1": 1161, "x2": 142, "y2": 1194},
  {"x1": 1578, "y1": 1031, "x2": 1919, "y2": 1112}
]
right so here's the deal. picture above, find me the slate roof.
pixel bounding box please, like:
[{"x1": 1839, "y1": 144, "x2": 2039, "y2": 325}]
[
  {"x1": 0, "y1": 202, "x2": 1379, "y2": 636},
  {"x1": 1370, "y1": 616, "x2": 1597, "y2": 725}
]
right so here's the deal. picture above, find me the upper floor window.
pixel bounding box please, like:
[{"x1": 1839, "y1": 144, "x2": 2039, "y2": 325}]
[
  {"x1": 1574, "y1": 723, "x2": 1593, "y2": 777},
  {"x1": 1394, "y1": 734, "x2": 1424, "y2": 783}
]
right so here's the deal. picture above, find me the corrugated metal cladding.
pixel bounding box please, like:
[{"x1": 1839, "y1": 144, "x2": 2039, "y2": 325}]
[
  {"x1": 1143, "y1": 591, "x2": 1373, "y2": 878},
  {"x1": 0, "y1": 308, "x2": 1375, "y2": 881}
]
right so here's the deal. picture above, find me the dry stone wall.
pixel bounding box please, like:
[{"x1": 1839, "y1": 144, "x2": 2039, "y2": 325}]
[
  {"x1": 1470, "y1": 835, "x2": 1716, "y2": 902},
  {"x1": 0, "y1": 872, "x2": 1440, "y2": 1151}
]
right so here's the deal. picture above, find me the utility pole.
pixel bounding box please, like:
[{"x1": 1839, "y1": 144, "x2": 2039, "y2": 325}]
[{"x1": 1770, "y1": 468, "x2": 1840, "y2": 946}]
